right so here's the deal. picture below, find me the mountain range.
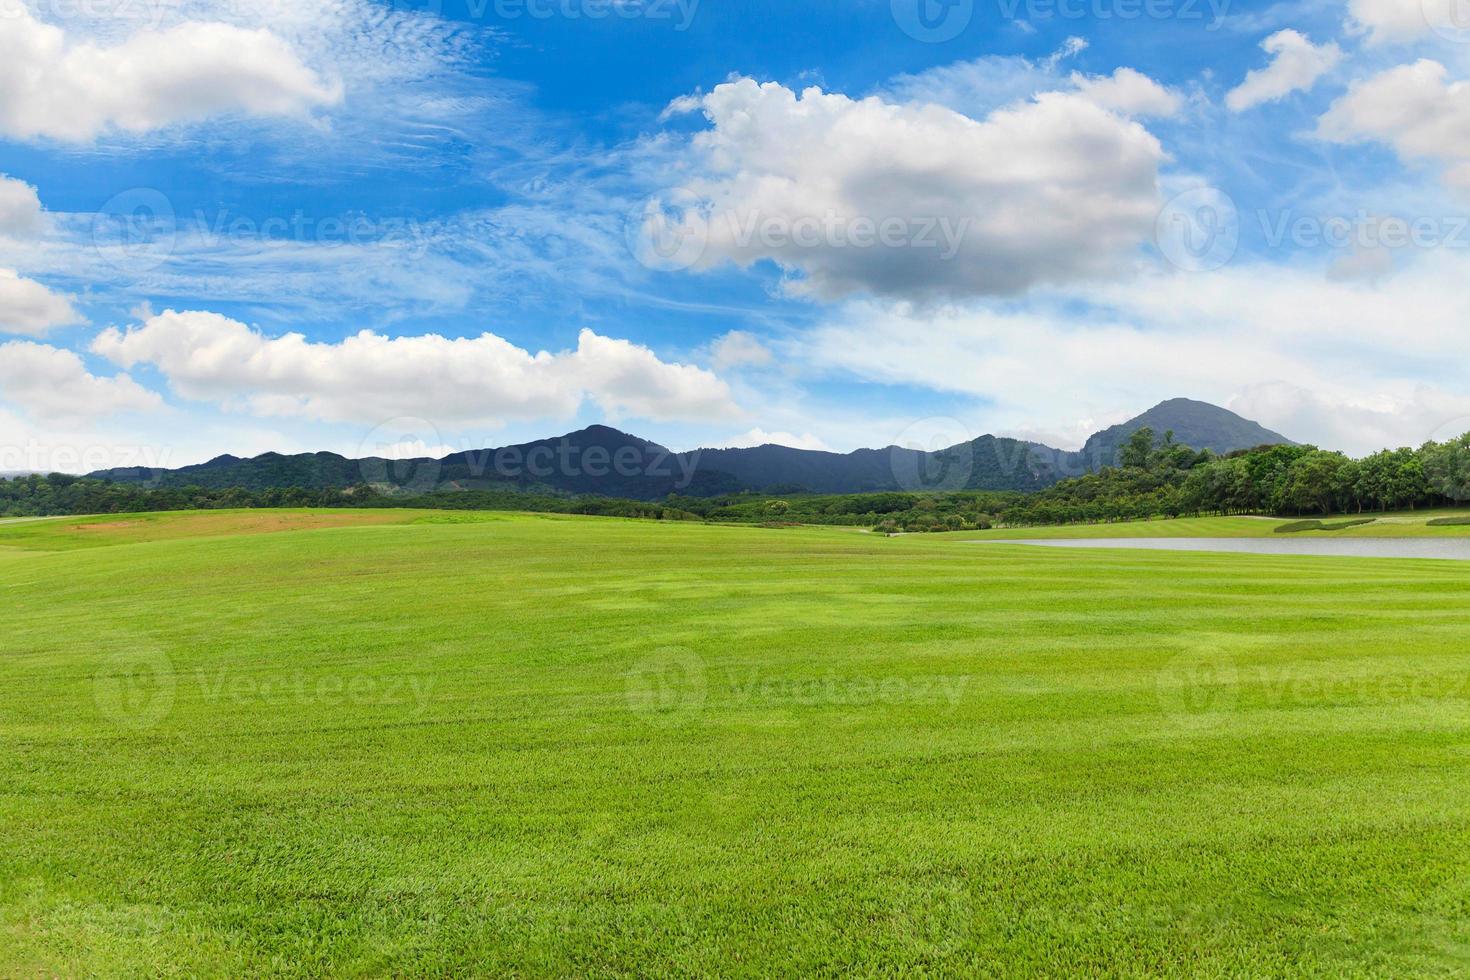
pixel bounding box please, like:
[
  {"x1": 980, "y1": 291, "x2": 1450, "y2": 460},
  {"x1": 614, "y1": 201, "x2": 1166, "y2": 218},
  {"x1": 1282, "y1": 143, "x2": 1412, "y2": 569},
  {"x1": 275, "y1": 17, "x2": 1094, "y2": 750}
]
[{"x1": 90, "y1": 398, "x2": 1295, "y2": 499}]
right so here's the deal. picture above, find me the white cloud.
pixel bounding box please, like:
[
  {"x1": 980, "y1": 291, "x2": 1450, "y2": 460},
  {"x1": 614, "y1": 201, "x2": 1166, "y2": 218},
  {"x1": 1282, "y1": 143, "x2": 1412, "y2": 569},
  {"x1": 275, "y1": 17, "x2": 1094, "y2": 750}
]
[
  {"x1": 709, "y1": 331, "x2": 774, "y2": 370},
  {"x1": 0, "y1": 341, "x2": 161, "y2": 422},
  {"x1": 1347, "y1": 0, "x2": 1463, "y2": 43},
  {"x1": 1228, "y1": 382, "x2": 1470, "y2": 452},
  {"x1": 1072, "y1": 68, "x2": 1183, "y2": 118},
  {"x1": 1318, "y1": 60, "x2": 1470, "y2": 188},
  {"x1": 885, "y1": 48, "x2": 1173, "y2": 121},
  {"x1": 0, "y1": 178, "x2": 83, "y2": 336},
  {"x1": 0, "y1": 176, "x2": 44, "y2": 237},
  {"x1": 91, "y1": 310, "x2": 741, "y2": 427},
  {"x1": 0, "y1": 268, "x2": 81, "y2": 336},
  {"x1": 661, "y1": 77, "x2": 1166, "y2": 302},
  {"x1": 794, "y1": 251, "x2": 1470, "y2": 455},
  {"x1": 1227, "y1": 30, "x2": 1342, "y2": 112},
  {"x1": 702, "y1": 428, "x2": 833, "y2": 451},
  {"x1": 0, "y1": 4, "x2": 341, "y2": 142},
  {"x1": 883, "y1": 55, "x2": 1064, "y2": 118}
]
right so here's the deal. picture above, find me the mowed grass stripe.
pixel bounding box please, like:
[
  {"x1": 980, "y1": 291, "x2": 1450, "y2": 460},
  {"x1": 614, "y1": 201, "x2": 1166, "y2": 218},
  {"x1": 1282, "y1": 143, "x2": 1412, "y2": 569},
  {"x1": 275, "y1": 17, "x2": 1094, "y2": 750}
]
[{"x1": 2, "y1": 512, "x2": 1469, "y2": 975}]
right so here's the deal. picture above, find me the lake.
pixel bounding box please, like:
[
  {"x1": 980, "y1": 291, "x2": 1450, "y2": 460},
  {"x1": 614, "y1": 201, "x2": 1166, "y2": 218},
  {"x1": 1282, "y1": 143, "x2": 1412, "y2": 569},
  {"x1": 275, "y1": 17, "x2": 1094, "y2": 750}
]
[{"x1": 978, "y1": 538, "x2": 1470, "y2": 560}]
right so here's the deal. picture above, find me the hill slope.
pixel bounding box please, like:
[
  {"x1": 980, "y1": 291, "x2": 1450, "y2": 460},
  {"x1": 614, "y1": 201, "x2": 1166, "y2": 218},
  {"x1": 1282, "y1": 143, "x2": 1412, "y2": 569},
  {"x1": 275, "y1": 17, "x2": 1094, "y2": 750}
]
[
  {"x1": 1076, "y1": 398, "x2": 1295, "y2": 469},
  {"x1": 89, "y1": 399, "x2": 1296, "y2": 497}
]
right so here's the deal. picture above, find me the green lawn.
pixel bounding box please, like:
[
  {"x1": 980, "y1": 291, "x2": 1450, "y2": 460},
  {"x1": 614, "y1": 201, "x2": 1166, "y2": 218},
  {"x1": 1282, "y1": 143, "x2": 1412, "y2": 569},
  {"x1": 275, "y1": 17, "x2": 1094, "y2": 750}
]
[
  {"x1": 3, "y1": 511, "x2": 1470, "y2": 976},
  {"x1": 954, "y1": 509, "x2": 1470, "y2": 539}
]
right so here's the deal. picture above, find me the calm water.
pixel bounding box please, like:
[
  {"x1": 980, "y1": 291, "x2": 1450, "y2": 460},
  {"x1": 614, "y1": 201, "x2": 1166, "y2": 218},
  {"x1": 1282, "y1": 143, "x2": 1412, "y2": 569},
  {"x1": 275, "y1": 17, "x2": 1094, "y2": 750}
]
[{"x1": 980, "y1": 538, "x2": 1470, "y2": 560}]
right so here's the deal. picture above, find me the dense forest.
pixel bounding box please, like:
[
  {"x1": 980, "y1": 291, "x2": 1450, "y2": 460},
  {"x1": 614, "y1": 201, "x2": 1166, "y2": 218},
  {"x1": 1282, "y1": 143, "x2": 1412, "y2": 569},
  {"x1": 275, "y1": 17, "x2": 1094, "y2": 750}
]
[{"x1": 4, "y1": 428, "x2": 1469, "y2": 532}]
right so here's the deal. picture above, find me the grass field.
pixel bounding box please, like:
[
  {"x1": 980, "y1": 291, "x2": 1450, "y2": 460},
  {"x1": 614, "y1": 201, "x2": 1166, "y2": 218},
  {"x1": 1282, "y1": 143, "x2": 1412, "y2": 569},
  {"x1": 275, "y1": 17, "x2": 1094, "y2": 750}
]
[
  {"x1": 4, "y1": 510, "x2": 1470, "y2": 976},
  {"x1": 954, "y1": 510, "x2": 1470, "y2": 540}
]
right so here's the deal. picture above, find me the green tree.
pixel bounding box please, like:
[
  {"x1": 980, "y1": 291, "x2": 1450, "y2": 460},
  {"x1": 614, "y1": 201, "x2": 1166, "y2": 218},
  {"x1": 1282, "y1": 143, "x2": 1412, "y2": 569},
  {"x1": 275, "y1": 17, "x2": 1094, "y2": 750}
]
[
  {"x1": 1423, "y1": 435, "x2": 1470, "y2": 502},
  {"x1": 1281, "y1": 451, "x2": 1347, "y2": 515},
  {"x1": 1118, "y1": 427, "x2": 1155, "y2": 469}
]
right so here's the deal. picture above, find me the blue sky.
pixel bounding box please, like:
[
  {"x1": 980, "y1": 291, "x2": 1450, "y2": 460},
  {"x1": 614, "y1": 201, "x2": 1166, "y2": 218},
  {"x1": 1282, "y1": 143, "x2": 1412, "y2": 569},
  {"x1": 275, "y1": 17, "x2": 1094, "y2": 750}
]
[{"x1": 2, "y1": 0, "x2": 1470, "y2": 472}]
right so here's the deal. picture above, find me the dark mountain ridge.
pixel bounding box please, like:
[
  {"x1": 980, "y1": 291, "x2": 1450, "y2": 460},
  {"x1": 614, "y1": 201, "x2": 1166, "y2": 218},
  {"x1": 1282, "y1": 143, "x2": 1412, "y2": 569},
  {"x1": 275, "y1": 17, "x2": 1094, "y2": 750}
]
[{"x1": 90, "y1": 400, "x2": 1295, "y2": 500}]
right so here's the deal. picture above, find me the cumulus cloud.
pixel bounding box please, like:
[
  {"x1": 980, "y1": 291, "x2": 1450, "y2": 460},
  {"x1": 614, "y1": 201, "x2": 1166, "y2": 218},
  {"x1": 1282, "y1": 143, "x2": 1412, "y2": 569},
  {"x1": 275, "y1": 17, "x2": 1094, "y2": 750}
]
[
  {"x1": 0, "y1": 176, "x2": 44, "y2": 237},
  {"x1": 795, "y1": 251, "x2": 1470, "y2": 455},
  {"x1": 0, "y1": 341, "x2": 161, "y2": 422},
  {"x1": 1318, "y1": 60, "x2": 1470, "y2": 188},
  {"x1": 1228, "y1": 382, "x2": 1470, "y2": 453},
  {"x1": 659, "y1": 77, "x2": 1166, "y2": 302},
  {"x1": 1227, "y1": 30, "x2": 1341, "y2": 112},
  {"x1": 709, "y1": 331, "x2": 774, "y2": 370},
  {"x1": 0, "y1": 269, "x2": 81, "y2": 336},
  {"x1": 0, "y1": 4, "x2": 341, "y2": 141},
  {"x1": 0, "y1": 177, "x2": 81, "y2": 336},
  {"x1": 91, "y1": 310, "x2": 740, "y2": 426},
  {"x1": 1347, "y1": 0, "x2": 1464, "y2": 42},
  {"x1": 1072, "y1": 68, "x2": 1183, "y2": 118}
]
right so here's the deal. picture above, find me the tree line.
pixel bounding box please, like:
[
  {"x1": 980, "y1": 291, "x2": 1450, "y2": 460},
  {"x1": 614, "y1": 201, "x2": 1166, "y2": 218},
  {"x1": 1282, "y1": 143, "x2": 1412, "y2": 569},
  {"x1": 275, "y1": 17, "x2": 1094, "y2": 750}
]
[
  {"x1": 878, "y1": 428, "x2": 1470, "y2": 531},
  {"x1": 4, "y1": 428, "x2": 1468, "y2": 531}
]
